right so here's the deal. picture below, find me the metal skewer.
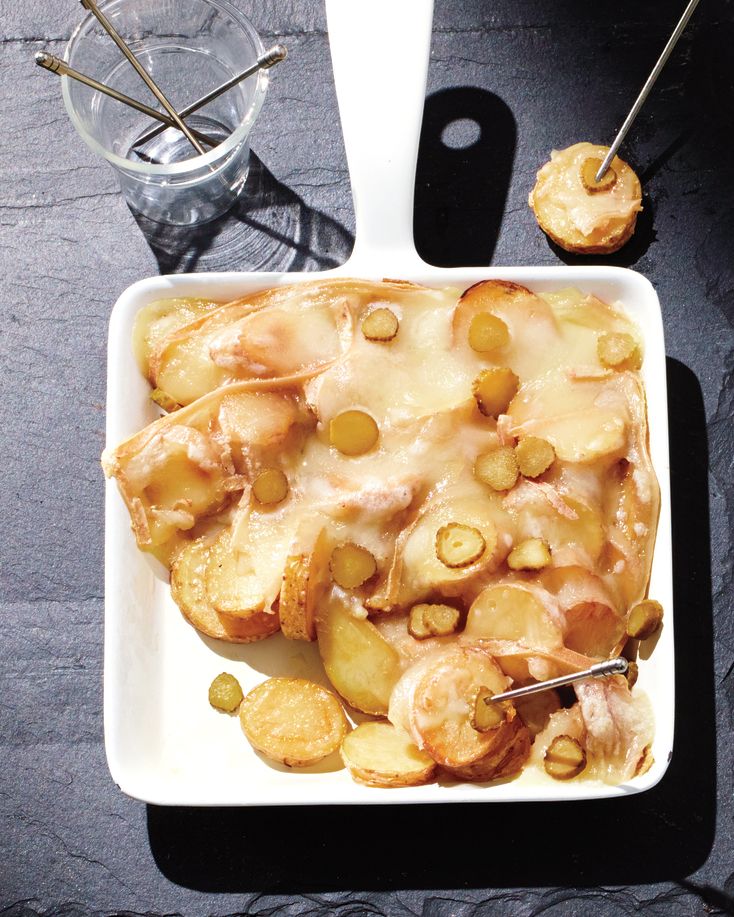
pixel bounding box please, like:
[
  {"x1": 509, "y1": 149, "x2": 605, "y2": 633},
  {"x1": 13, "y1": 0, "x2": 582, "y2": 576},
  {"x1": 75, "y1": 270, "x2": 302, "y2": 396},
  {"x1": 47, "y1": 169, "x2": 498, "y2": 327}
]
[
  {"x1": 485, "y1": 657, "x2": 629, "y2": 706},
  {"x1": 131, "y1": 43, "x2": 287, "y2": 150},
  {"x1": 595, "y1": 0, "x2": 701, "y2": 182},
  {"x1": 35, "y1": 52, "x2": 218, "y2": 148},
  {"x1": 80, "y1": 0, "x2": 206, "y2": 156}
]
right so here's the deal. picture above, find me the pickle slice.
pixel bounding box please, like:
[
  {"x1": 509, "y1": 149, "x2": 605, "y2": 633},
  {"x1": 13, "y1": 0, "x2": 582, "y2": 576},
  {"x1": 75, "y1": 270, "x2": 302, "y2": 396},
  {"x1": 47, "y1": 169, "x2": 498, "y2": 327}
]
[
  {"x1": 471, "y1": 685, "x2": 509, "y2": 732},
  {"x1": 362, "y1": 307, "x2": 399, "y2": 342},
  {"x1": 474, "y1": 446, "x2": 519, "y2": 491},
  {"x1": 472, "y1": 367, "x2": 519, "y2": 418},
  {"x1": 515, "y1": 436, "x2": 555, "y2": 478},
  {"x1": 597, "y1": 332, "x2": 641, "y2": 369},
  {"x1": 507, "y1": 538, "x2": 551, "y2": 571},
  {"x1": 208, "y1": 672, "x2": 244, "y2": 712},
  {"x1": 408, "y1": 603, "x2": 460, "y2": 639},
  {"x1": 330, "y1": 542, "x2": 377, "y2": 589},
  {"x1": 544, "y1": 734, "x2": 587, "y2": 779},
  {"x1": 468, "y1": 313, "x2": 509, "y2": 353},
  {"x1": 626, "y1": 599, "x2": 663, "y2": 640},
  {"x1": 580, "y1": 157, "x2": 617, "y2": 193},
  {"x1": 252, "y1": 468, "x2": 289, "y2": 505},
  {"x1": 329, "y1": 410, "x2": 379, "y2": 456},
  {"x1": 435, "y1": 523, "x2": 486, "y2": 568}
]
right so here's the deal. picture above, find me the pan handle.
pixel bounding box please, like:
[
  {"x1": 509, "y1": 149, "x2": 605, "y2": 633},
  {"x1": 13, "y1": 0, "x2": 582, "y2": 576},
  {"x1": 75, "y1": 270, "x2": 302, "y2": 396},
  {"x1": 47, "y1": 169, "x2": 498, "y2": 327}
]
[{"x1": 326, "y1": 0, "x2": 433, "y2": 273}]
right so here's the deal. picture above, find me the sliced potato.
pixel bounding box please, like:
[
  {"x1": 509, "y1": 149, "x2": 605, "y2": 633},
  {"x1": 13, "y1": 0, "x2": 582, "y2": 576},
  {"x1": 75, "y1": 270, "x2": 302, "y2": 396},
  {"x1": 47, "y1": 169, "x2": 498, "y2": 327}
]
[
  {"x1": 329, "y1": 410, "x2": 379, "y2": 456},
  {"x1": 171, "y1": 537, "x2": 280, "y2": 643},
  {"x1": 404, "y1": 645, "x2": 509, "y2": 768},
  {"x1": 443, "y1": 714, "x2": 531, "y2": 782},
  {"x1": 544, "y1": 733, "x2": 587, "y2": 780},
  {"x1": 240, "y1": 677, "x2": 349, "y2": 767},
  {"x1": 252, "y1": 468, "x2": 289, "y2": 505},
  {"x1": 507, "y1": 538, "x2": 551, "y2": 571},
  {"x1": 472, "y1": 367, "x2": 519, "y2": 418},
  {"x1": 465, "y1": 583, "x2": 563, "y2": 650},
  {"x1": 408, "y1": 603, "x2": 460, "y2": 640},
  {"x1": 626, "y1": 599, "x2": 663, "y2": 640},
  {"x1": 362, "y1": 307, "x2": 399, "y2": 342},
  {"x1": 468, "y1": 312, "x2": 509, "y2": 352},
  {"x1": 597, "y1": 332, "x2": 641, "y2": 370},
  {"x1": 515, "y1": 436, "x2": 555, "y2": 478},
  {"x1": 340, "y1": 722, "x2": 436, "y2": 788},
  {"x1": 436, "y1": 523, "x2": 486, "y2": 568},
  {"x1": 279, "y1": 526, "x2": 331, "y2": 641},
  {"x1": 208, "y1": 673, "x2": 243, "y2": 712},
  {"x1": 205, "y1": 529, "x2": 267, "y2": 615},
  {"x1": 330, "y1": 543, "x2": 377, "y2": 589},
  {"x1": 316, "y1": 596, "x2": 401, "y2": 715},
  {"x1": 474, "y1": 446, "x2": 519, "y2": 491}
]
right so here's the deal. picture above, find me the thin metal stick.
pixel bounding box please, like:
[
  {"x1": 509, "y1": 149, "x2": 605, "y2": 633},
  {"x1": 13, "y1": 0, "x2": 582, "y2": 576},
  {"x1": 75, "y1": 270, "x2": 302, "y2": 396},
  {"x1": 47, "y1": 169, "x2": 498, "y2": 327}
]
[
  {"x1": 486, "y1": 658, "x2": 629, "y2": 705},
  {"x1": 35, "y1": 52, "x2": 218, "y2": 148},
  {"x1": 132, "y1": 44, "x2": 287, "y2": 150},
  {"x1": 80, "y1": 0, "x2": 205, "y2": 156},
  {"x1": 595, "y1": 0, "x2": 701, "y2": 182}
]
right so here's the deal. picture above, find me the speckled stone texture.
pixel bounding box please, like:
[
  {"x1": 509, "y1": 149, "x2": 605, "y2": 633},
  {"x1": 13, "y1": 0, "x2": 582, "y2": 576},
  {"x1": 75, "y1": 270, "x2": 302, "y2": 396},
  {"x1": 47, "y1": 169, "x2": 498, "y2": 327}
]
[{"x1": 1, "y1": 0, "x2": 733, "y2": 914}]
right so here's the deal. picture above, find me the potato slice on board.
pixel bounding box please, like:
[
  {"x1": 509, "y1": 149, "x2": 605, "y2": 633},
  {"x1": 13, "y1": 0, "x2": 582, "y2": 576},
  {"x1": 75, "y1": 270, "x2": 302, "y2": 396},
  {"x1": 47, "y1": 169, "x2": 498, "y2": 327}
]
[
  {"x1": 316, "y1": 596, "x2": 401, "y2": 715},
  {"x1": 280, "y1": 526, "x2": 332, "y2": 641},
  {"x1": 240, "y1": 677, "x2": 349, "y2": 766},
  {"x1": 171, "y1": 537, "x2": 280, "y2": 643},
  {"x1": 340, "y1": 722, "x2": 437, "y2": 788}
]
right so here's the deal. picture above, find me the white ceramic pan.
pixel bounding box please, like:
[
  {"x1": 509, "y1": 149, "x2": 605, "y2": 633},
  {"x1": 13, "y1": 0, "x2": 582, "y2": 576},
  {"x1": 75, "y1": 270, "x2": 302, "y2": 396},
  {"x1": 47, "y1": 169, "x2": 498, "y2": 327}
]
[{"x1": 104, "y1": 0, "x2": 674, "y2": 804}]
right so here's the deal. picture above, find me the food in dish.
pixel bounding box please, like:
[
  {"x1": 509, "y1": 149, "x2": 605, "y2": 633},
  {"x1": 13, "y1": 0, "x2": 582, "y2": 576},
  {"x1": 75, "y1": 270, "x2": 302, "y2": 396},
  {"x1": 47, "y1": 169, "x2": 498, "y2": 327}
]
[
  {"x1": 103, "y1": 277, "x2": 661, "y2": 789},
  {"x1": 529, "y1": 142, "x2": 642, "y2": 254}
]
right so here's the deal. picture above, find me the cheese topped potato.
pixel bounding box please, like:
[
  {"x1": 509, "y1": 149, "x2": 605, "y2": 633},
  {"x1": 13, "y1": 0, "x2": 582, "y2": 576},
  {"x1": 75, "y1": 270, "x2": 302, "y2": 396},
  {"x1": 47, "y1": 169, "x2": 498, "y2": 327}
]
[{"x1": 529, "y1": 142, "x2": 643, "y2": 254}]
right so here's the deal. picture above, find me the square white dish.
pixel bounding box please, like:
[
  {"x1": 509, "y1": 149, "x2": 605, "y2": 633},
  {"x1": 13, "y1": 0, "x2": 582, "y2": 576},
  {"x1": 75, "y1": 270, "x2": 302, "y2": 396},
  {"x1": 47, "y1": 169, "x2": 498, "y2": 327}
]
[{"x1": 104, "y1": 263, "x2": 674, "y2": 805}]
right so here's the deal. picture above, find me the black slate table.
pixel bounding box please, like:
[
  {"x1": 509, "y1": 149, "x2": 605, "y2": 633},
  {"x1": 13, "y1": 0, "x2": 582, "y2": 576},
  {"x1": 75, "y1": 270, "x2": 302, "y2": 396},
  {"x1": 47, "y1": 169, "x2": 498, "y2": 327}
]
[{"x1": 3, "y1": 0, "x2": 734, "y2": 914}]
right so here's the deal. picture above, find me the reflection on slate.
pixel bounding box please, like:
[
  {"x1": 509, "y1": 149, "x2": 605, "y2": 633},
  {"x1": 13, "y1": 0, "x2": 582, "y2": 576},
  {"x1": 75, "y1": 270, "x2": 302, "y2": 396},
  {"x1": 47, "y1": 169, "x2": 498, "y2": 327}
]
[
  {"x1": 414, "y1": 88, "x2": 516, "y2": 267},
  {"x1": 146, "y1": 358, "x2": 717, "y2": 901},
  {"x1": 132, "y1": 153, "x2": 354, "y2": 274}
]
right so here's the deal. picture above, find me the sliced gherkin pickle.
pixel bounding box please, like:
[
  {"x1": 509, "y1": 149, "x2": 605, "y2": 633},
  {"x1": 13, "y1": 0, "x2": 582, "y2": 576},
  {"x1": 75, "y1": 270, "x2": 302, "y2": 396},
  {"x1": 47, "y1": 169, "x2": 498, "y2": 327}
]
[{"x1": 580, "y1": 157, "x2": 617, "y2": 193}]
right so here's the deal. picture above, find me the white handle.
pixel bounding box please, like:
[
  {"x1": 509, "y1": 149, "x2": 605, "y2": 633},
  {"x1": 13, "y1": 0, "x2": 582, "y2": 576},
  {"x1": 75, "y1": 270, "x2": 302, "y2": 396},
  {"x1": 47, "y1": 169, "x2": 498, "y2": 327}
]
[{"x1": 326, "y1": 0, "x2": 434, "y2": 272}]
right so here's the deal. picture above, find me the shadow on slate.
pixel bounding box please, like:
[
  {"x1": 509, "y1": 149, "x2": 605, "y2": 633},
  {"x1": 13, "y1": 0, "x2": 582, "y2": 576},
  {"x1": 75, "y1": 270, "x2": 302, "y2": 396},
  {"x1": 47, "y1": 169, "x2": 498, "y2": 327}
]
[
  {"x1": 132, "y1": 153, "x2": 354, "y2": 274},
  {"x1": 146, "y1": 360, "x2": 716, "y2": 896},
  {"x1": 414, "y1": 88, "x2": 516, "y2": 267}
]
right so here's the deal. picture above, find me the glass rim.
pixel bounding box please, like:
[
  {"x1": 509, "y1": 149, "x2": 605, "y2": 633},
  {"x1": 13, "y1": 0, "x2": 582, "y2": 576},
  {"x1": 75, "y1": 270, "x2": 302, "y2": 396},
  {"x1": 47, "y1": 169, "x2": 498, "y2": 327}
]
[{"x1": 61, "y1": 0, "x2": 268, "y2": 178}]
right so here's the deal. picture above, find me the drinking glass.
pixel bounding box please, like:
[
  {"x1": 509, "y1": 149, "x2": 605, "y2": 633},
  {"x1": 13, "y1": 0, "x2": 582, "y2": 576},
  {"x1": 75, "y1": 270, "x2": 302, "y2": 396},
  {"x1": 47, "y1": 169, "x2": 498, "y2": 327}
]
[{"x1": 63, "y1": 0, "x2": 268, "y2": 225}]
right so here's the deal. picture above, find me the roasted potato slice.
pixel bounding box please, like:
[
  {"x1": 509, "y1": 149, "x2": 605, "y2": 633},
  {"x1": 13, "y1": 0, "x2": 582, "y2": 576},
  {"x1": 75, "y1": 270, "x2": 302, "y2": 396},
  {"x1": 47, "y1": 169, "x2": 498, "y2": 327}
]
[
  {"x1": 170, "y1": 537, "x2": 280, "y2": 643},
  {"x1": 340, "y1": 722, "x2": 436, "y2": 788},
  {"x1": 132, "y1": 296, "x2": 221, "y2": 380},
  {"x1": 443, "y1": 714, "x2": 531, "y2": 782},
  {"x1": 316, "y1": 596, "x2": 401, "y2": 715},
  {"x1": 515, "y1": 689, "x2": 562, "y2": 736},
  {"x1": 389, "y1": 646, "x2": 509, "y2": 768},
  {"x1": 205, "y1": 529, "x2": 267, "y2": 616},
  {"x1": 240, "y1": 677, "x2": 349, "y2": 767},
  {"x1": 279, "y1": 526, "x2": 332, "y2": 641},
  {"x1": 465, "y1": 583, "x2": 563, "y2": 651}
]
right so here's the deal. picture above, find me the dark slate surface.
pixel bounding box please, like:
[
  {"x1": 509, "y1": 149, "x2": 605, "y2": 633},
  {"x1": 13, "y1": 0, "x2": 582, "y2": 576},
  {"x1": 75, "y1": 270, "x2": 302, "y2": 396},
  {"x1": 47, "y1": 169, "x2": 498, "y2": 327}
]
[{"x1": 2, "y1": 0, "x2": 733, "y2": 913}]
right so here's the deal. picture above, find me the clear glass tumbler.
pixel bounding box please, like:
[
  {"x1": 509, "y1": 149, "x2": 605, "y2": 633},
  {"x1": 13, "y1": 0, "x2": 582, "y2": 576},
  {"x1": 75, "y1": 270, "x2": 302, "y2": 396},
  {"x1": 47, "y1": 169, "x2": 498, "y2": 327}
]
[{"x1": 63, "y1": 0, "x2": 268, "y2": 225}]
